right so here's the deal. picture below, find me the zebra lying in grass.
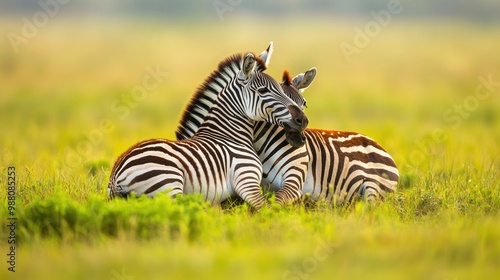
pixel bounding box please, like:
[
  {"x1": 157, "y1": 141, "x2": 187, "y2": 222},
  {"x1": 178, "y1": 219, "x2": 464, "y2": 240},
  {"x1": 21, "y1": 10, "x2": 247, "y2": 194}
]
[
  {"x1": 277, "y1": 69, "x2": 399, "y2": 205},
  {"x1": 108, "y1": 50, "x2": 308, "y2": 210},
  {"x1": 176, "y1": 43, "x2": 399, "y2": 206}
]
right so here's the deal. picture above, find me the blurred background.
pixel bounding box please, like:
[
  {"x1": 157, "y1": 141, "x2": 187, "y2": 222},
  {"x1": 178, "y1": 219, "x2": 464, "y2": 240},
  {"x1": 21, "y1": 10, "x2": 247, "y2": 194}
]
[{"x1": 1, "y1": 0, "x2": 499, "y2": 177}]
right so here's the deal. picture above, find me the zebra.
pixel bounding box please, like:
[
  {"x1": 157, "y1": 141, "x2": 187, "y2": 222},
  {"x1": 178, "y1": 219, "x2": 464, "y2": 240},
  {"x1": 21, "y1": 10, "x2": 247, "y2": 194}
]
[
  {"x1": 176, "y1": 44, "x2": 399, "y2": 206},
  {"x1": 108, "y1": 50, "x2": 309, "y2": 210}
]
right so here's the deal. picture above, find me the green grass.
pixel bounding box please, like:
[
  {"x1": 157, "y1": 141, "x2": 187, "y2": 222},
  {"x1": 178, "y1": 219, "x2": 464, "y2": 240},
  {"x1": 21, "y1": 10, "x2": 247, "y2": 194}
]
[{"x1": 1, "y1": 17, "x2": 500, "y2": 279}]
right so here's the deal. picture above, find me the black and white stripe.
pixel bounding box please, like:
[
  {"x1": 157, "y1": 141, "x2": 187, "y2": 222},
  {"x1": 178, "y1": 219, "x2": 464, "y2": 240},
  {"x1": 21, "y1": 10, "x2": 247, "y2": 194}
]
[
  {"x1": 262, "y1": 69, "x2": 399, "y2": 205},
  {"x1": 175, "y1": 44, "x2": 399, "y2": 206},
  {"x1": 300, "y1": 129, "x2": 399, "y2": 205},
  {"x1": 108, "y1": 51, "x2": 308, "y2": 210}
]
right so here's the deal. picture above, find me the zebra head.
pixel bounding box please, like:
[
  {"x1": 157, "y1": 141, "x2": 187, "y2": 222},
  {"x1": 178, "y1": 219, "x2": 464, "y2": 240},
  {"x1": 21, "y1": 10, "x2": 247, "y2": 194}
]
[
  {"x1": 277, "y1": 67, "x2": 317, "y2": 147},
  {"x1": 258, "y1": 42, "x2": 316, "y2": 106},
  {"x1": 237, "y1": 53, "x2": 309, "y2": 147}
]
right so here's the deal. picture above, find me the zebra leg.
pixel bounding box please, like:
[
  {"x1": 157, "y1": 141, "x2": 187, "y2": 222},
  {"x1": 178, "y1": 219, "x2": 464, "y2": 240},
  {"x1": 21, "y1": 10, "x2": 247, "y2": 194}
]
[
  {"x1": 275, "y1": 177, "x2": 303, "y2": 206},
  {"x1": 233, "y1": 180, "x2": 270, "y2": 210},
  {"x1": 359, "y1": 181, "x2": 383, "y2": 204},
  {"x1": 231, "y1": 161, "x2": 270, "y2": 210}
]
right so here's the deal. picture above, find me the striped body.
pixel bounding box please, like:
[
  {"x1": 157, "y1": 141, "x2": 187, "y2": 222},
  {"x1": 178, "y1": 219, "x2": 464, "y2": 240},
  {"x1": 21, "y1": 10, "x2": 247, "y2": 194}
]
[
  {"x1": 109, "y1": 136, "x2": 261, "y2": 205},
  {"x1": 259, "y1": 128, "x2": 399, "y2": 205},
  {"x1": 255, "y1": 67, "x2": 397, "y2": 204},
  {"x1": 109, "y1": 51, "x2": 308, "y2": 209},
  {"x1": 175, "y1": 45, "x2": 399, "y2": 205},
  {"x1": 245, "y1": 76, "x2": 399, "y2": 205},
  {"x1": 179, "y1": 87, "x2": 399, "y2": 205},
  {"x1": 252, "y1": 119, "x2": 309, "y2": 204}
]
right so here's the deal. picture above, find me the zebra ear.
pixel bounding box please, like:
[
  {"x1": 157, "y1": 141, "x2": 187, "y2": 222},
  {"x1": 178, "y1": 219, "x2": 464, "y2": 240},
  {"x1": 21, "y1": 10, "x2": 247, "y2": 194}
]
[
  {"x1": 282, "y1": 70, "x2": 292, "y2": 86},
  {"x1": 238, "y1": 53, "x2": 256, "y2": 81},
  {"x1": 292, "y1": 67, "x2": 317, "y2": 92},
  {"x1": 259, "y1": 41, "x2": 274, "y2": 68}
]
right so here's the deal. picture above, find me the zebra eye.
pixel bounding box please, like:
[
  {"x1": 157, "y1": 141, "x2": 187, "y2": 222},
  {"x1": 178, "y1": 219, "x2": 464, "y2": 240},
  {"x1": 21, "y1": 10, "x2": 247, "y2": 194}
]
[
  {"x1": 303, "y1": 101, "x2": 308, "y2": 108},
  {"x1": 257, "y1": 87, "x2": 269, "y2": 94}
]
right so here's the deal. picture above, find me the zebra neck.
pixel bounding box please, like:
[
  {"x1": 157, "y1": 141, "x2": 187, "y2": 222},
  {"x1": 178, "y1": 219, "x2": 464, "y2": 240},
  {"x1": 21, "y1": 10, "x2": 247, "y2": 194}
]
[
  {"x1": 252, "y1": 121, "x2": 283, "y2": 151},
  {"x1": 196, "y1": 105, "x2": 255, "y2": 146}
]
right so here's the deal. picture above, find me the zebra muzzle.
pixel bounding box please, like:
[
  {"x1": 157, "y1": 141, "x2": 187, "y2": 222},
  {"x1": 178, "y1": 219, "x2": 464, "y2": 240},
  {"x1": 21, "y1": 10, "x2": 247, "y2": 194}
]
[
  {"x1": 283, "y1": 105, "x2": 308, "y2": 148},
  {"x1": 283, "y1": 125, "x2": 307, "y2": 148},
  {"x1": 287, "y1": 105, "x2": 309, "y2": 131}
]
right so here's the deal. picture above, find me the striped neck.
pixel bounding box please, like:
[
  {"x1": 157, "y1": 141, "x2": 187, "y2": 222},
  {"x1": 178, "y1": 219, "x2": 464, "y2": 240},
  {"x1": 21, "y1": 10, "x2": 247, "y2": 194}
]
[
  {"x1": 195, "y1": 91, "x2": 255, "y2": 146},
  {"x1": 175, "y1": 53, "x2": 266, "y2": 140}
]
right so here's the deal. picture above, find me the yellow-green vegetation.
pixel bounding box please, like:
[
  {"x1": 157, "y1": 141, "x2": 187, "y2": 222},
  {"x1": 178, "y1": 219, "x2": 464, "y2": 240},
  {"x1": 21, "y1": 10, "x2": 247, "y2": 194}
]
[{"x1": 0, "y1": 17, "x2": 499, "y2": 280}]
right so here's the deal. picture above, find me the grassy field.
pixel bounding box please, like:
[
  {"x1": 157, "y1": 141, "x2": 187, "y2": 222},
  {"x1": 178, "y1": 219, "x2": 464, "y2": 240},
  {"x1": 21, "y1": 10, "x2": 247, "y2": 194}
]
[{"x1": 0, "y1": 16, "x2": 499, "y2": 279}]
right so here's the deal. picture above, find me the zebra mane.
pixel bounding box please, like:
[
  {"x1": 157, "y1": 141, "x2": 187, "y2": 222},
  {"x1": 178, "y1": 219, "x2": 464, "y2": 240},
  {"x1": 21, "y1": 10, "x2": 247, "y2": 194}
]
[
  {"x1": 282, "y1": 70, "x2": 292, "y2": 86},
  {"x1": 176, "y1": 53, "x2": 267, "y2": 140}
]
